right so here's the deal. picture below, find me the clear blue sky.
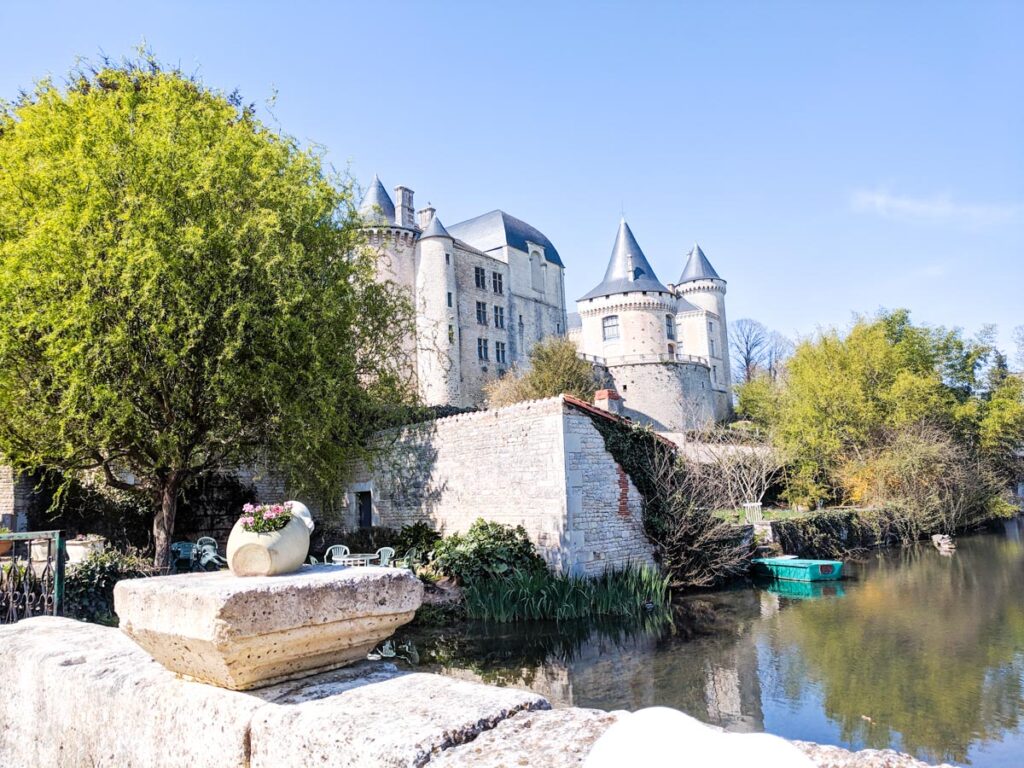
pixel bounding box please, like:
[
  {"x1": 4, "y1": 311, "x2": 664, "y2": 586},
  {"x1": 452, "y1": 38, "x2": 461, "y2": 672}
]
[{"x1": 3, "y1": 1, "x2": 1022, "y2": 353}]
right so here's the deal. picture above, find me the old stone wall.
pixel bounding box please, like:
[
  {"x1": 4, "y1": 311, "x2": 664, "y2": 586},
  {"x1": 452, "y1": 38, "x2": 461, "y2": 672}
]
[
  {"x1": 609, "y1": 361, "x2": 715, "y2": 431},
  {"x1": 345, "y1": 396, "x2": 655, "y2": 576},
  {"x1": 0, "y1": 468, "x2": 38, "y2": 531}
]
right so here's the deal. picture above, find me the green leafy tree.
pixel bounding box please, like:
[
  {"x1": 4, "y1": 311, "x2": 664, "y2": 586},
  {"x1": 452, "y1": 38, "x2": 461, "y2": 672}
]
[
  {"x1": 0, "y1": 56, "x2": 416, "y2": 564},
  {"x1": 485, "y1": 336, "x2": 600, "y2": 407},
  {"x1": 735, "y1": 310, "x2": 1024, "y2": 510}
]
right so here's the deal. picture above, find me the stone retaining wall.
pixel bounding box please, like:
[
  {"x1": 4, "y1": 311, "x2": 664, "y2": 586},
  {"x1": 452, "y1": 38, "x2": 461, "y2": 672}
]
[{"x1": 344, "y1": 396, "x2": 655, "y2": 576}]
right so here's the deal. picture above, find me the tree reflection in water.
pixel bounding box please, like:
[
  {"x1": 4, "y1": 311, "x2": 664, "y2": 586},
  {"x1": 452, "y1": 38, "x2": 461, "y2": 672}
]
[{"x1": 401, "y1": 522, "x2": 1024, "y2": 768}]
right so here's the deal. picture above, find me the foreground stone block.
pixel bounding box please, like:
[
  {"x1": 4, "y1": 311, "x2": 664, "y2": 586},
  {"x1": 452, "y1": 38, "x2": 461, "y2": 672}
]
[
  {"x1": 115, "y1": 564, "x2": 423, "y2": 690},
  {"x1": 249, "y1": 673, "x2": 549, "y2": 768},
  {"x1": 431, "y1": 708, "x2": 619, "y2": 768},
  {"x1": 0, "y1": 617, "x2": 263, "y2": 767}
]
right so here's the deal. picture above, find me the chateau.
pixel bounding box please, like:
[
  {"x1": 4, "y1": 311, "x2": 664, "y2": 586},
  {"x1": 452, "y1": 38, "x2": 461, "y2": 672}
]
[{"x1": 360, "y1": 178, "x2": 731, "y2": 429}]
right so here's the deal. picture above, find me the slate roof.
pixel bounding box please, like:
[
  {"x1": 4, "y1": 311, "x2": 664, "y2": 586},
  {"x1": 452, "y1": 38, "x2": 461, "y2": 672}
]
[
  {"x1": 358, "y1": 175, "x2": 396, "y2": 224},
  {"x1": 678, "y1": 242, "x2": 722, "y2": 283},
  {"x1": 579, "y1": 219, "x2": 670, "y2": 301},
  {"x1": 447, "y1": 210, "x2": 563, "y2": 267},
  {"x1": 419, "y1": 215, "x2": 452, "y2": 239}
]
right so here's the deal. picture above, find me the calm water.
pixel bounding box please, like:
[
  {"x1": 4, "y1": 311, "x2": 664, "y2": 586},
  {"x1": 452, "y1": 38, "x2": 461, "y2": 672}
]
[{"x1": 403, "y1": 521, "x2": 1024, "y2": 767}]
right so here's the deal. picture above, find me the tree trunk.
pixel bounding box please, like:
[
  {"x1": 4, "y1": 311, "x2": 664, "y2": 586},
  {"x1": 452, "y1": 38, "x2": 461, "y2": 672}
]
[{"x1": 153, "y1": 474, "x2": 183, "y2": 568}]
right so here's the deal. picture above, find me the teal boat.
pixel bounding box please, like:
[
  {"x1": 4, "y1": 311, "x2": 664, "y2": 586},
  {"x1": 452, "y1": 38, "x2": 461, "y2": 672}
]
[
  {"x1": 763, "y1": 579, "x2": 846, "y2": 599},
  {"x1": 751, "y1": 556, "x2": 843, "y2": 582}
]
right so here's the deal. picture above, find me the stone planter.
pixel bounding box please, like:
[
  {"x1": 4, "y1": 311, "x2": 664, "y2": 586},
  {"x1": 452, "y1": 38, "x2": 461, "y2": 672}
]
[
  {"x1": 226, "y1": 514, "x2": 309, "y2": 577},
  {"x1": 65, "y1": 536, "x2": 106, "y2": 565}
]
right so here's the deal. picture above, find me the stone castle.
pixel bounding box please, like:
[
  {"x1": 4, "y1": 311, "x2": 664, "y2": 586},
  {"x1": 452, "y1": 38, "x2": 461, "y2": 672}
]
[{"x1": 360, "y1": 177, "x2": 732, "y2": 429}]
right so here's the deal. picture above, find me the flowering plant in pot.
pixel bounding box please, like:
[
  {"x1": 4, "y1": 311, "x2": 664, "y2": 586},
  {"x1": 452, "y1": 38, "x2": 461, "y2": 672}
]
[{"x1": 226, "y1": 502, "x2": 310, "y2": 576}]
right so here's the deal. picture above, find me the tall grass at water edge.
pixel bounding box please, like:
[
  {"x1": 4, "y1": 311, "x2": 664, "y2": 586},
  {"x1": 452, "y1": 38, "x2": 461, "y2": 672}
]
[{"x1": 463, "y1": 563, "x2": 671, "y2": 623}]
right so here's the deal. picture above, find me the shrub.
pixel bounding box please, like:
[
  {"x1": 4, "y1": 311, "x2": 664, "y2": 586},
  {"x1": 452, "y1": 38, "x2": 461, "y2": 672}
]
[
  {"x1": 484, "y1": 337, "x2": 600, "y2": 407},
  {"x1": 432, "y1": 519, "x2": 547, "y2": 584},
  {"x1": 64, "y1": 548, "x2": 157, "y2": 626},
  {"x1": 394, "y1": 521, "x2": 442, "y2": 560},
  {"x1": 463, "y1": 564, "x2": 671, "y2": 623}
]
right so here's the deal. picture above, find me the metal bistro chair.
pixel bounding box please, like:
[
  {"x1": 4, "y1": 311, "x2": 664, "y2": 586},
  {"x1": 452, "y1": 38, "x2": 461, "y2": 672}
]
[
  {"x1": 375, "y1": 547, "x2": 395, "y2": 567},
  {"x1": 324, "y1": 545, "x2": 350, "y2": 564},
  {"x1": 169, "y1": 542, "x2": 195, "y2": 574}
]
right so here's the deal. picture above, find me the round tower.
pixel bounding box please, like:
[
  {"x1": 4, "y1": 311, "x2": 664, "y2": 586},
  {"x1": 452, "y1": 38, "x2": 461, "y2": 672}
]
[
  {"x1": 415, "y1": 215, "x2": 461, "y2": 405},
  {"x1": 577, "y1": 220, "x2": 715, "y2": 430},
  {"x1": 675, "y1": 243, "x2": 731, "y2": 419}
]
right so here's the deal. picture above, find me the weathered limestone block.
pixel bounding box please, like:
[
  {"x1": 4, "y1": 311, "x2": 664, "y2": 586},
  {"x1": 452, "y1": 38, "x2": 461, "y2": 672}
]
[
  {"x1": 794, "y1": 741, "x2": 956, "y2": 768},
  {"x1": 0, "y1": 617, "x2": 263, "y2": 767},
  {"x1": 431, "y1": 708, "x2": 619, "y2": 768},
  {"x1": 249, "y1": 673, "x2": 550, "y2": 768},
  {"x1": 115, "y1": 564, "x2": 423, "y2": 690}
]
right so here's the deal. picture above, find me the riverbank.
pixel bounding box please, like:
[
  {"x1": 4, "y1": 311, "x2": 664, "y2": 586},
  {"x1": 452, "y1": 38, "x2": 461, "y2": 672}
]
[{"x1": 0, "y1": 615, "x2": 953, "y2": 767}]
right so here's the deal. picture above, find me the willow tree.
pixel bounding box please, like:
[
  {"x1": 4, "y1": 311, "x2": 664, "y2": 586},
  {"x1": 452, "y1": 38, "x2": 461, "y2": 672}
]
[{"x1": 0, "y1": 57, "x2": 416, "y2": 564}]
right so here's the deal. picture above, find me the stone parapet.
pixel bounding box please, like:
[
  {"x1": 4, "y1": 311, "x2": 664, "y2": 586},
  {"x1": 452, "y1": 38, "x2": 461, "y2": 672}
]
[{"x1": 115, "y1": 565, "x2": 423, "y2": 690}]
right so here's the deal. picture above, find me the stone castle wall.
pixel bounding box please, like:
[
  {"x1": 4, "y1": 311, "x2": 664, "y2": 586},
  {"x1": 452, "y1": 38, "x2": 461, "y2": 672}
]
[
  {"x1": 608, "y1": 361, "x2": 715, "y2": 431},
  {"x1": 344, "y1": 396, "x2": 654, "y2": 576}
]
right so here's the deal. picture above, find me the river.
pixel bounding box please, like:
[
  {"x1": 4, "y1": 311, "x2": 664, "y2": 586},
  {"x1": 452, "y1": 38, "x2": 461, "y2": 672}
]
[{"x1": 404, "y1": 520, "x2": 1024, "y2": 767}]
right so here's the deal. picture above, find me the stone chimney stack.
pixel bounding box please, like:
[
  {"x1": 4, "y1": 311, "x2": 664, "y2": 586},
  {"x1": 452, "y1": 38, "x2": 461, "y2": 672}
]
[
  {"x1": 416, "y1": 205, "x2": 436, "y2": 230},
  {"x1": 594, "y1": 388, "x2": 623, "y2": 416},
  {"x1": 395, "y1": 186, "x2": 416, "y2": 229}
]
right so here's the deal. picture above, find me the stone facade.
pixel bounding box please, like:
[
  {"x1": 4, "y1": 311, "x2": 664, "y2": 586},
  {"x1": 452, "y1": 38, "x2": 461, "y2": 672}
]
[
  {"x1": 360, "y1": 178, "x2": 567, "y2": 408},
  {"x1": 341, "y1": 396, "x2": 655, "y2": 576},
  {"x1": 0, "y1": 467, "x2": 33, "y2": 531}
]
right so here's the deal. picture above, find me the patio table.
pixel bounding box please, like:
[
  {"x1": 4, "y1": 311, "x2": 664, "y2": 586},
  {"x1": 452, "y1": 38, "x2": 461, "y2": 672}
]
[{"x1": 331, "y1": 553, "x2": 379, "y2": 566}]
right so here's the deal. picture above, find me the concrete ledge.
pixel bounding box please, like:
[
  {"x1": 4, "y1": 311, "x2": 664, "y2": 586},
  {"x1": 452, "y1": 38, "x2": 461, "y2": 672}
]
[{"x1": 115, "y1": 565, "x2": 423, "y2": 689}]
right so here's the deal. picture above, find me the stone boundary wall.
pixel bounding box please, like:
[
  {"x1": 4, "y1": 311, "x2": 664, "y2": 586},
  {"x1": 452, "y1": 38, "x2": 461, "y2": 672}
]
[{"x1": 346, "y1": 396, "x2": 655, "y2": 576}]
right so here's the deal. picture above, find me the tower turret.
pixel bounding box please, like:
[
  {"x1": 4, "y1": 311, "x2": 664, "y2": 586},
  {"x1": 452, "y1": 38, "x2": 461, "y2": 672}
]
[
  {"x1": 676, "y1": 243, "x2": 731, "y2": 418},
  {"x1": 415, "y1": 214, "x2": 461, "y2": 405}
]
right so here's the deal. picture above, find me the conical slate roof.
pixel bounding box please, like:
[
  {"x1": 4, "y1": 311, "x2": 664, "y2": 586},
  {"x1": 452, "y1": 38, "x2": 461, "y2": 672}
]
[
  {"x1": 358, "y1": 174, "x2": 396, "y2": 224},
  {"x1": 419, "y1": 215, "x2": 451, "y2": 239},
  {"x1": 678, "y1": 242, "x2": 721, "y2": 283},
  {"x1": 579, "y1": 219, "x2": 669, "y2": 301}
]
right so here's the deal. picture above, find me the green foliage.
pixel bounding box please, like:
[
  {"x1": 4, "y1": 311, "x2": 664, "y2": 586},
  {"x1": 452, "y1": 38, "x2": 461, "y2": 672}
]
[
  {"x1": 394, "y1": 521, "x2": 442, "y2": 559},
  {"x1": 485, "y1": 337, "x2": 600, "y2": 407},
  {"x1": 64, "y1": 548, "x2": 157, "y2": 625},
  {"x1": 463, "y1": 564, "x2": 671, "y2": 623},
  {"x1": 0, "y1": 55, "x2": 417, "y2": 563},
  {"x1": 735, "y1": 310, "x2": 1024, "y2": 516},
  {"x1": 432, "y1": 519, "x2": 547, "y2": 584}
]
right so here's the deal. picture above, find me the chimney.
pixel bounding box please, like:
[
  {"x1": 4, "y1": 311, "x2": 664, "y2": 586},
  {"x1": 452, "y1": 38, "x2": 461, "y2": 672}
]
[
  {"x1": 395, "y1": 186, "x2": 415, "y2": 228},
  {"x1": 594, "y1": 388, "x2": 623, "y2": 416},
  {"x1": 416, "y1": 205, "x2": 436, "y2": 229}
]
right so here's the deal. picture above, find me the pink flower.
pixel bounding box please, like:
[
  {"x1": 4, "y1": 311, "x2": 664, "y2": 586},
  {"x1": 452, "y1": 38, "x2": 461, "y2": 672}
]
[
  {"x1": 242, "y1": 503, "x2": 255, "y2": 514},
  {"x1": 240, "y1": 515, "x2": 255, "y2": 527},
  {"x1": 264, "y1": 508, "x2": 278, "y2": 519},
  {"x1": 272, "y1": 504, "x2": 284, "y2": 515}
]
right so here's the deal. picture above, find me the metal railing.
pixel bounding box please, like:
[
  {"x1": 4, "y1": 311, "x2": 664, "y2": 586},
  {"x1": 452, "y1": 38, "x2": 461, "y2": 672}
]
[
  {"x1": 578, "y1": 352, "x2": 710, "y2": 367},
  {"x1": 0, "y1": 530, "x2": 66, "y2": 624}
]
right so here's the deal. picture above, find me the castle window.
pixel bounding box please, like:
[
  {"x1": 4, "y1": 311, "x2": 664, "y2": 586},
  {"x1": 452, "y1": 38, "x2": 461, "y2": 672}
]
[
  {"x1": 448, "y1": 324, "x2": 455, "y2": 344},
  {"x1": 668, "y1": 343, "x2": 675, "y2": 357},
  {"x1": 712, "y1": 365, "x2": 718, "y2": 383},
  {"x1": 476, "y1": 301, "x2": 488, "y2": 325},
  {"x1": 665, "y1": 315, "x2": 676, "y2": 341},
  {"x1": 495, "y1": 341, "x2": 507, "y2": 364},
  {"x1": 557, "y1": 323, "x2": 561, "y2": 334},
  {"x1": 474, "y1": 267, "x2": 486, "y2": 289},
  {"x1": 445, "y1": 253, "x2": 450, "y2": 265},
  {"x1": 447, "y1": 292, "x2": 453, "y2": 308},
  {"x1": 531, "y1": 252, "x2": 545, "y2": 292},
  {"x1": 710, "y1": 339, "x2": 716, "y2": 357},
  {"x1": 477, "y1": 338, "x2": 489, "y2": 361},
  {"x1": 492, "y1": 272, "x2": 503, "y2": 294},
  {"x1": 494, "y1": 306, "x2": 505, "y2": 329},
  {"x1": 602, "y1": 315, "x2": 620, "y2": 341}
]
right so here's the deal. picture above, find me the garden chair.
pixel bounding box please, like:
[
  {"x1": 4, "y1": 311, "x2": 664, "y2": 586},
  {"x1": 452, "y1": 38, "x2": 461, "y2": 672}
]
[
  {"x1": 194, "y1": 537, "x2": 227, "y2": 571},
  {"x1": 324, "y1": 545, "x2": 350, "y2": 563},
  {"x1": 392, "y1": 548, "x2": 418, "y2": 569},
  {"x1": 308, "y1": 555, "x2": 319, "y2": 564},
  {"x1": 375, "y1": 547, "x2": 395, "y2": 567},
  {"x1": 169, "y1": 542, "x2": 194, "y2": 574}
]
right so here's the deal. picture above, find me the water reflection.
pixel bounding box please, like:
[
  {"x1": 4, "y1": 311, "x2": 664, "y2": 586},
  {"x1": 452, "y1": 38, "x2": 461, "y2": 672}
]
[{"x1": 404, "y1": 522, "x2": 1024, "y2": 768}]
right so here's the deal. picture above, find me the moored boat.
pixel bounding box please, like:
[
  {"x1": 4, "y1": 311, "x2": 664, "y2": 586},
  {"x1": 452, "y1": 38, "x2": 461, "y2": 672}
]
[{"x1": 751, "y1": 556, "x2": 844, "y2": 582}]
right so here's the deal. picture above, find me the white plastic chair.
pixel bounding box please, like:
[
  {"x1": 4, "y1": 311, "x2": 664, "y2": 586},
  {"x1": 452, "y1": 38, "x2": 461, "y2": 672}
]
[
  {"x1": 376, "y1": 547, "x2": 395, "y2": 567},
  {"x1": 324, "y1": 545, "x2": 350, "y2": 563}
]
